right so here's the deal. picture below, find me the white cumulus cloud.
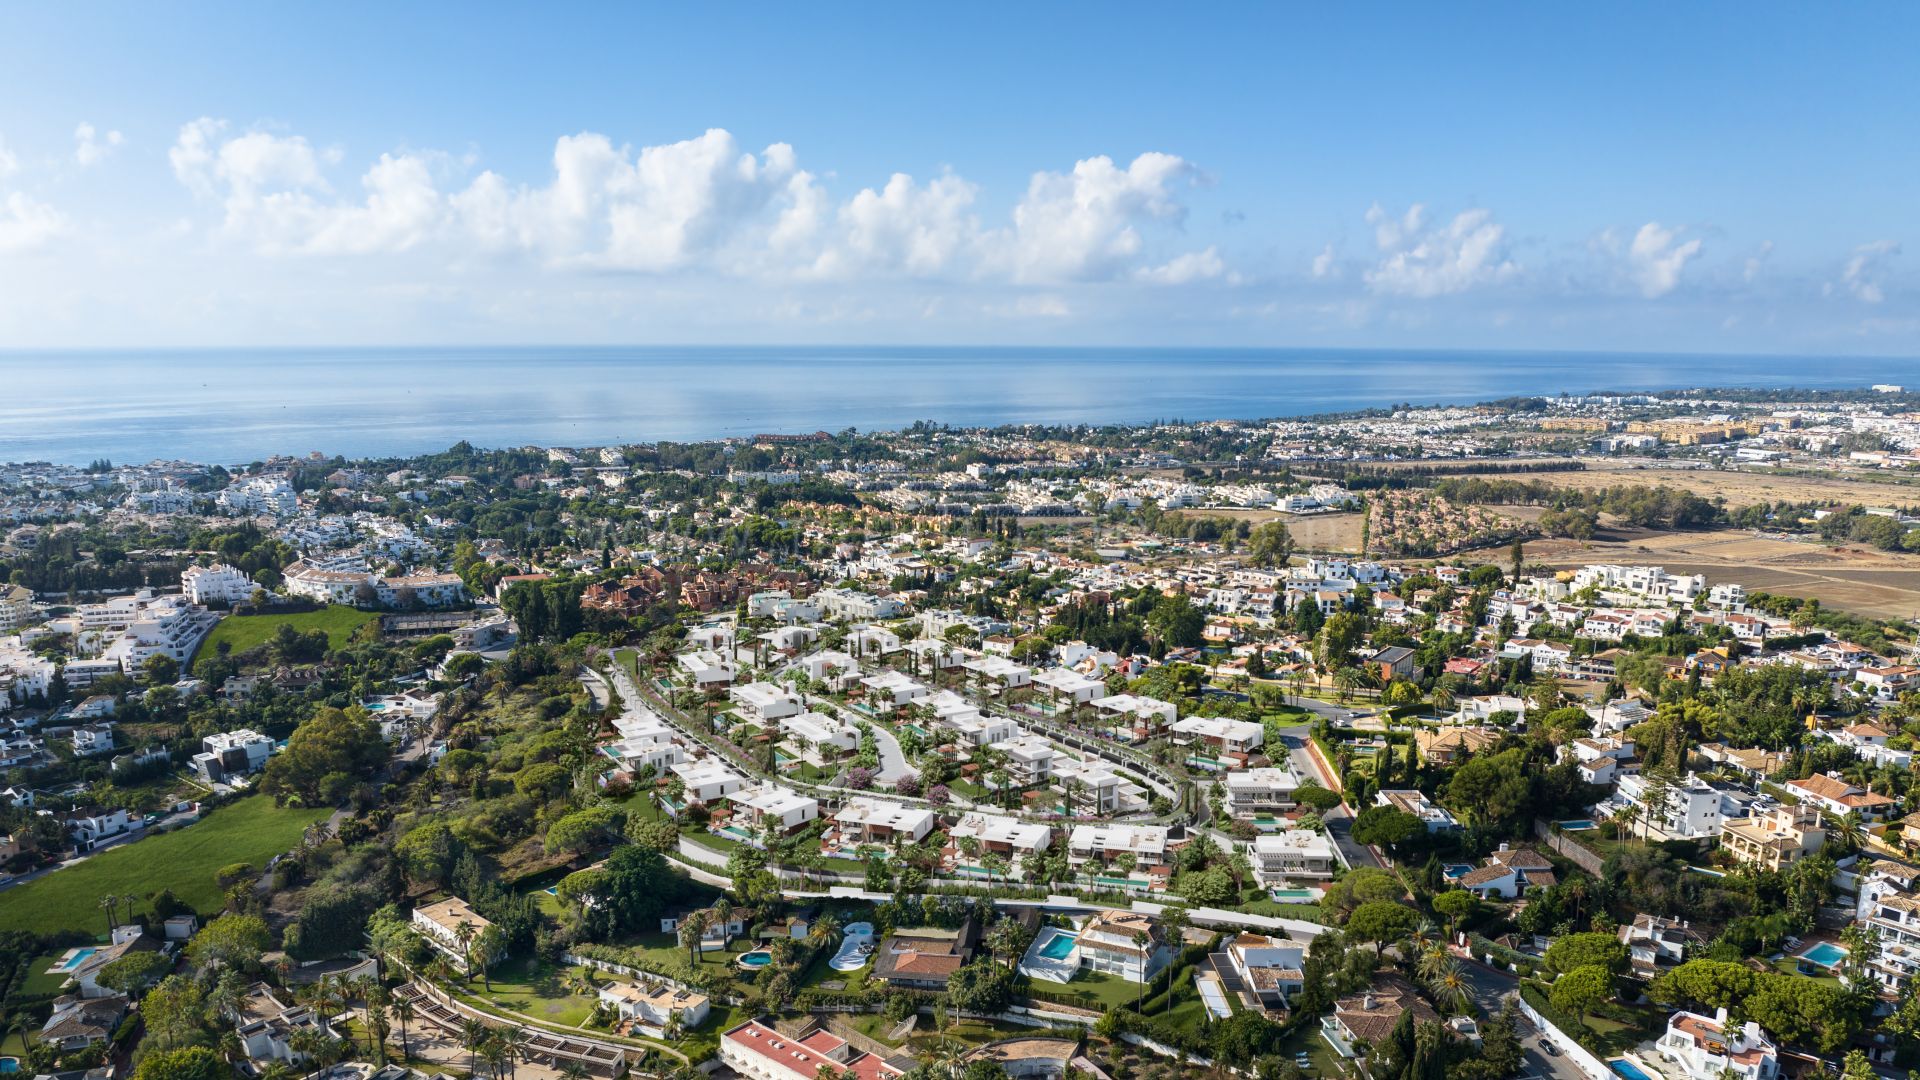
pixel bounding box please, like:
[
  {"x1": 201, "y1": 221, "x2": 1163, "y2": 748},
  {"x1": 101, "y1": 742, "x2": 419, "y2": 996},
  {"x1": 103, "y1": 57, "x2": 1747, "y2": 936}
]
[
  {"x1": 73, "y1": 122, "x2": 125, "y2": 167},
  {"x1": 1842, "y1": 239, "x2": 1899, "y2": 303},
  {"x1": 1362, "y1": 202, "x2": 1516, "y2": 297},
  {"x1": 1135, "y1": 246, "x2": 1225, "y2": 285},
  {"x1": 1627, "y1": 222, "x2": 1703, "y2": 298},
  {"x1": 162, "y1": 121, "x2": 1222, "y2": 288},
  {"x1": 0, "y1": 191, "x2": 67, "y2": 253},
  {"x1": 1004, "y1": 152, "x2": 1203, "y2": 283}
]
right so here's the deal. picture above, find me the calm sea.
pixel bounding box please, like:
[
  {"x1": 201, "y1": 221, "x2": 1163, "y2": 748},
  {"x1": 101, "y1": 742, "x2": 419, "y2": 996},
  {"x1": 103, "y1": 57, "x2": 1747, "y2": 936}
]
[{"x1": 3, "y1": 345, "x2": 1918, "y2": 466}]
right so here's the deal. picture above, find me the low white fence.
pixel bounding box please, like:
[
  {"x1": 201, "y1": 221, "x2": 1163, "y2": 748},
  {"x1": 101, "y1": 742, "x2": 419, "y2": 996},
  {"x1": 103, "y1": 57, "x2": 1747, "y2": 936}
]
[{"x1": 1515, "y1": 993, "x2": 1614, "y2": 1080}]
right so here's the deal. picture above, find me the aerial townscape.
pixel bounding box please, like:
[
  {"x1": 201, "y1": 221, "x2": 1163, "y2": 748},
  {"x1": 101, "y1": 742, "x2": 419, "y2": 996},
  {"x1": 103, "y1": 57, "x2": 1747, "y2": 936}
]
[
  {"x1": 11, "y1": 386, "x2": 1920, "y2": 1080},
  {"x1": 6, "y1": 2, "x2": 1920, "y2": 1080}
]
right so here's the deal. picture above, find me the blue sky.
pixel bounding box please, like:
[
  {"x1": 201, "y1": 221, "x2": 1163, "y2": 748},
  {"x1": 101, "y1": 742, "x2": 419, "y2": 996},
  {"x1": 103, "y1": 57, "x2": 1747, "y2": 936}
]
[{"x1": 0, "y1": 4, "x2": 1914, "y2": 352}]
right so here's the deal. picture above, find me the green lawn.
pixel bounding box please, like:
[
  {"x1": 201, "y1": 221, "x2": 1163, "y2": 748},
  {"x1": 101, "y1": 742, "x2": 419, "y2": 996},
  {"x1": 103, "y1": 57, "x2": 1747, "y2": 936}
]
[
  {"x1": 0, "y1": 798, "x2": 330, "y2": 936},
  {"x1": 467, "y1": 956, "x2": 602, "y2": 1027},
  {"x1": 201, "y1": 604, "x2": 377, "y2": 659}
]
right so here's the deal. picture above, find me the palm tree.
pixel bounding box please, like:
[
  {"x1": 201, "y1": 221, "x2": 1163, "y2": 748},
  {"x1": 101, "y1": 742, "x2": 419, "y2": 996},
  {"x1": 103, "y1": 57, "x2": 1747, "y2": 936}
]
[
  {"x1": 681, "y1": 911, "x2": 710, "y2": 965},
  {"x1": 480, "y1": 1035, "x2": 509, "y2": 1080},
  {"x1": 929, "y1": 1039, "x2": 968, "y2": 1080},
  {"x1": 497, "y1": 1027, "x2": 527, "y2": 1080},
  {"x1": 391, "y1": 996, "x2": 415, "y2": 1062},
  {"x1": 454, "y1": 920, "x2": 479, "y2": 981},
  {"x1": 1131, "y1": 931, "x2": 1151, "y2": 1012},
  {"x1": 209, "y1": 968, "x2": 249, "y2": 1021},
  {"x1": 367, "y1": 1001, "x2": 392, "y2": 1066},
  {"x1": 460, "y1": 1017, "x2": 489, "y2": 1075},
  {"x1": 559, "y1": 1064, "x2": 590, "y2": 1080},
  {"x1": 97, "y1": 894, "x2": 118, "y2": 938},
  {"x1": 1833, "y1": 810, "x2": 1866, "y2": 851},
  {"x1": 1427, "y1": 961, "x2": 1470, "y2": 1014}
]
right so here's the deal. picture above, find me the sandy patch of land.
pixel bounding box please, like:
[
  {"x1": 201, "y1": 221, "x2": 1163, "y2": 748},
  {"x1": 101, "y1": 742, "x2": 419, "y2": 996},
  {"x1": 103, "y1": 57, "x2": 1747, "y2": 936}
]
[
  {"x1": 1461, "y1": 526, "x2": 1920, "y2": 620},
  {"x1": 1193, "y1": 509, "x2": 1367, "y2": 553},
  {"x1": 1539, "y1": 465, "x2": 1920, "y2": 508}
]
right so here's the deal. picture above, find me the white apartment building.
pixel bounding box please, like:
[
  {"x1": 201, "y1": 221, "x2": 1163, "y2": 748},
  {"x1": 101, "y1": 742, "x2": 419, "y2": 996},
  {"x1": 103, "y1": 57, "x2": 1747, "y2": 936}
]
[
  {"x1": 411, "y1": 897, "x2": 491, "y2": 971},
  {"x1": 947, "y1": 812, "x2": 1053, "y2": 866},
  {"x1": 0, "y1": 585, "x2": 34, "y2": 633},
  {"x1": 1572, "y1": 564, "x2": 1707, "y2": 604},
  {"x1": 860, "y1": 669, "x2": 928, "y2": 709},
  {"x1": 677, "y1": 649, "x2": 738, "y2": 687},
  {"x1": 999, "y1": 734, "x2": 1056, "y2": 785},
  {"x1": 1611, "y1": 771, "x2": 1724, "y2": 839},
  {"x1": 597, "y1": 980, "x2": 710, "y2": 1034},
  {"x1": 181, "y1": 563, "x2": 258, "y2": 606},
  {"x1": 193, "y1": 728, "x2": 273, "y2": 782},
  {"x1": 726, "y1": 783, "x2": 819, "y2": 836},
  {"x1": 216, "y1": 478, "x2": 299, "y2": 517},
  {"x1": 1655, "y1": 1009, "x2": 1778, "y2": 1080},
  {"x1": 813, "y1": 588, "x2": 904, "y2": 621},
  {"x1": 780, "y1": 711, "x2": 858, "y2": 755},
  {"x1": 102, "y1": 597, "x2": 218, "y2": 674},
  {"x1": 728, "y1": 682, "x2": 804, "y2": 724},
  {"x1": 1031, "y1": 666, "x2": 1106, "y2": 704},
  {"x1": 1077, "y1": 909, "x2": 1174, "y2": 982},
  {"x1": 1090, "y1": 693, "x2": 1178, "y2": 738},
  {"x1": 1251, "y1": 830, "x2": 1339, "y2": 883},
  {"x1": 832, "y1": 797, "x2": 935, "y2": 844},
  {"x1": 1167, "y1": 714, "x2": 1259, "y2": 757},
  {"x1": 1068, "y1": 823, "x2": 1171, "y2": 870},
  {"x1": 1226, "y1": 767, "x2": 1301, "y2": 820},
  {"x1": 964, "y1": 655, "x2": 1032, "y2": 690},
  {"x1": 671, "y1": 759, "x2": 747, "y2": 804},
  {"x1": 282, "y1": 561, "x2": 467, "y2": 609},
  {"x1": 1050, "y1": 755, "x2": 1122, "y2": 813}
]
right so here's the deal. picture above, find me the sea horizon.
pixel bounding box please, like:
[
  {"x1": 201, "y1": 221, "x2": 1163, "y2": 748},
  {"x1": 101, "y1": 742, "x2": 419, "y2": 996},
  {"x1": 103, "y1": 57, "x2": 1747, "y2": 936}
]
[{"x1": 9, "y1": 343, "x2": 1920, "y2": 467}]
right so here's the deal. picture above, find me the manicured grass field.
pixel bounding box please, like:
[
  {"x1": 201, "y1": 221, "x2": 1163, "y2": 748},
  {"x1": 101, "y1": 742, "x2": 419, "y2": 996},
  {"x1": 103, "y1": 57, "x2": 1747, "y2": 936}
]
[
  {"x1": 0, "y1": 798, "x2": 330, "y2": 937},
  {"x1": 200, "y1": 604, "x2": 377, "y2": 659},
  {"x1": 467, "y1": 957, "x2": 602, "y2": 1027}
]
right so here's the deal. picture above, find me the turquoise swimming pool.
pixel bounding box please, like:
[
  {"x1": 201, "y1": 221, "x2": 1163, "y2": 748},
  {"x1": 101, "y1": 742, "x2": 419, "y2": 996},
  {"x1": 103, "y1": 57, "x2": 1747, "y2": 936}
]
[
  {"x1": 1558, "y1": 819, "x2": 1597, "y2": 830},
  {"x1": 1799, "y1": 942, "x2": 1848, "y2": 967},
  {"x1": 1609, "y1": 1059, "x2": 1654, "y2": 1080},
  {"x1": 1039, "y1": 932, "x2": 1079, "y2": 960}
]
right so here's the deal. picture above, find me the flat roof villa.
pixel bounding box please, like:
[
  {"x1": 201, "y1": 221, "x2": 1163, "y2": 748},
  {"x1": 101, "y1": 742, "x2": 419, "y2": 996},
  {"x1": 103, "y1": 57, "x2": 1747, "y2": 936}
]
[
  {"x1": 597, "y1": 980, "x2": 711, "y2": 1034},
  {"x1": 1226, "y1": 766, "x2": 1300, "y2": 820},
  {"x1": 1068, "y1": 822, "x2": 1172, "y2": 868},
  {"x1": 1376, "y1": 789, "x2": 1460, "y2": 831},
  {"x1": 831, "y1": 797, "x2": 935, "y2": 846},
  {"x1": 1656, "y1": 1008, "x2": 1778, "y2": 1080},
  {"x1": 945, "y1": 812, "x2": 1053, "y2": 876},
  {"x1": 1251, "y1": 830, "x2": 1338, "y2": 883},
  {"x1": 412, "y1": 897, "x2": 491, "y2": 970}
]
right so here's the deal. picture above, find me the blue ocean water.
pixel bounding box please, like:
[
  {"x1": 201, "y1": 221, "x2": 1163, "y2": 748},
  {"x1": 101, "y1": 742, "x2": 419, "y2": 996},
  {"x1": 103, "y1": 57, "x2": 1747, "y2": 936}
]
[{"x1": 2, "y1": 344, "x2": 1917, "y2": 465}]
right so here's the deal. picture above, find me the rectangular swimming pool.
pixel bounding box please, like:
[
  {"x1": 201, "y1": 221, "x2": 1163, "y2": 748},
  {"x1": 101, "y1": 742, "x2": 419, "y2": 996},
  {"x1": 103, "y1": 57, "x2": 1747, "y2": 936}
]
[
  {"x1": 1039, "y1": 933, "x2": 1079, "y2": 960},
  {"x1": 1609, "y1": 1059, "x2": 1655, "y2": 1080},
  {"x1": 1799, "y1": 942, "x2": 1848, "y2": 967},
  {"x1": 1558, "y1": 819, "x2": 1597, "y2": 830}
]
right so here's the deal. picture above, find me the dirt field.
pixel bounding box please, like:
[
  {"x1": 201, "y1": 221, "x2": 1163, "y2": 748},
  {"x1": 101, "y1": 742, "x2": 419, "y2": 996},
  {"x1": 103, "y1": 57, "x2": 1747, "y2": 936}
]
[
  {"x1": 1191, "y1": 509, "x2": 1367, "y2": 553},
  {"x1": 1461, "y1": 525, "x2": 1920, "y2": 620},
  {"x1": 1537, "y1": 464, "x2": 1920, "y2": 508}
]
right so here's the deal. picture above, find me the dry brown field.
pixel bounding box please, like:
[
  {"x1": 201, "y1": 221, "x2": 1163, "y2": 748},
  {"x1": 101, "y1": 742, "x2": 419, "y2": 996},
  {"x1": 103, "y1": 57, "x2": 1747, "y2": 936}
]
[
  {"x1": 1188, "y1": 508, "x2": 1367, "y2": 553},
  {"x1": 1538, "y1": 464, "x2": 1920, "y2": 507},
  {"x1": 1453, "y1": 524, "x2": 1920, "y2": 620}
]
